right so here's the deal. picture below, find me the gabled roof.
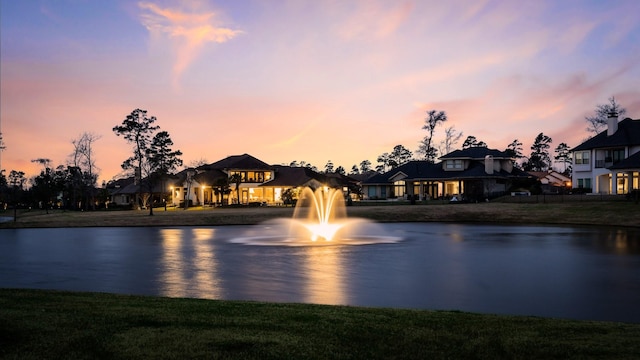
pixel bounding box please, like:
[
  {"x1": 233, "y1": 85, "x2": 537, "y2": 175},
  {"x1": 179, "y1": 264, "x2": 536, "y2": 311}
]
[
  {"x1": 572, "y1": 118, "x2": 640, "y2": 151},
  {"x1": 260, "y1": 165, "x2": 326, "y2": 187},
  {"x1": 439, "y1": 147, "x2": 512, "y2": 160},
  {"x1": 200, "y1": 153, "x2": 272, "y2": 171},
  {"x1": 608, "y1": 150, "x2": 640, "y2": 170}
]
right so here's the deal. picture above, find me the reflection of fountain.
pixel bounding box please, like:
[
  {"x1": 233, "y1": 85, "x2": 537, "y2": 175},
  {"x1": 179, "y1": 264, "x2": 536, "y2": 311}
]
[{"x1": 231, "y1": 187, "x2": 401, "y2": 246}]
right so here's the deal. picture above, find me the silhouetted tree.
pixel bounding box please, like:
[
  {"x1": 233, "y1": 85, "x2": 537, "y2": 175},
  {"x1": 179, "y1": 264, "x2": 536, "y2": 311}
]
[
  {"x1": 585, "y1": 96, "x2": 627, "y2": 134},
  {"x1": 146, "y1": 131, "x2": 183, "y2": 214},
  {"x1": 524, "y1": 133, "x2": 553, "y2": 171},
  {"x1": 418, "y1": 109, "x2": 447, "y2": 162},
  {"x1": 8, "y1": 170, "x2": 26, "y2": 222},
  {"x1": 334, "y1": 166, "x2": 346, "y2": 175},
  {"x1": 389, "y1": 145, "x2": 413, "y2": 166},
  {"x1": 324, "y1": 160, "x2": 335, "y2": 174},
  {"x1": 70, "y1": 132, "x2": 101, "y2": 210},
  {"x1": 505, "y1": 139, "x2": 524, "y2": 169},
  {"x1": 349, "y1": 165, "x2": 359, "y2": 175},
  {"x1": 113, "y1": 109, "x2": 160, "y2": 209},
  {"x1": 437, "y1": 126, "x2": 463, "y2": 156},
  {"x1": 30, "y1": 158, "x2": 53, "y2": 214},
  {"x1": 462, "y1": 136, "x2": 487, "y2": 149},
  {"x1": 359, "y1": 160, "x2": 372, "y2": 173},
  {"x1": 554, "y1": 142, "x2": 572, "y2": 175}
]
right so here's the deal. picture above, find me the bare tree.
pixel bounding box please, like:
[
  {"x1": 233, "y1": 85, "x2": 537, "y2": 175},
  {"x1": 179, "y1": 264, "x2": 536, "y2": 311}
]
[
  {"x1": 585, "y1": 97, "x2": 627, "y2": 134},
  {"x1": 0, "y1": 132, "x2": 5, "y2": 171},
  {"x1": 417, "y1": 109, "x2": 447, "y2": 162},
  {"x1": 437, "y1": 126, "x2": 463, "y2": 156},
  {"x1": 70, "y1": 132, "x2": 101, "y2": 210}
]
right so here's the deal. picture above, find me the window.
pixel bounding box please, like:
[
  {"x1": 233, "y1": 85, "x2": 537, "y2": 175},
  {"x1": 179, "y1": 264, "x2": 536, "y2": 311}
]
[
  {"x1": 574, "y1": 151, "x2": 589, "y2": 165},
  {"x1": 606, "y1": 149, "x2": 625, "y2": 165},
  {"x1": 577, "y1": 178, "x2": 591, "y2": 188},
  {"x1": 394, "y1": 180, "x2": 405, "y2": 198},
  {"x1": 446, "y1": 159, "x2": 463, "y2": 169}
]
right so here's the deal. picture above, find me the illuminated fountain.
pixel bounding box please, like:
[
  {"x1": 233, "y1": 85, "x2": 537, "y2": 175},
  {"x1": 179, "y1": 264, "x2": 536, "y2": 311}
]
[{"x1": 231, "y1": 187, "x2": 401, "y2": 246}]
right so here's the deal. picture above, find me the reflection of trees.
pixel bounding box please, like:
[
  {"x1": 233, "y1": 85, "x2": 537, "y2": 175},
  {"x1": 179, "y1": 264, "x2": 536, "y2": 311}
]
[
  {"x1": 159, "y1": 228, "x2": 220, "y2": 298},
  {"x1": 304, "y1": 246, "x2": 346, "y2": 305}
]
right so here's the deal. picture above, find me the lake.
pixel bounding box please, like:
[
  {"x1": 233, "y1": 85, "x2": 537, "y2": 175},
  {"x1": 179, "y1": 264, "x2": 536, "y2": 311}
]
[{"x1": 1, "y1": 223, "x2": 639, "y2": 323}]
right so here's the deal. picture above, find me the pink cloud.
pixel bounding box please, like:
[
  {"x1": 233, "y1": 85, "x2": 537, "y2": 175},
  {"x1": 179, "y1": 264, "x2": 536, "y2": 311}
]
[{"x1": 138, "y1": 1, "x2": 242, "y2": 88}]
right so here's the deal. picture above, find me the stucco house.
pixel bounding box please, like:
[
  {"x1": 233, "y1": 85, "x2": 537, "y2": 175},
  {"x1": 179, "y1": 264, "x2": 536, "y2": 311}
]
[
  {"x1": 571, "y1": 112, "x2": 640, "y2": 194},
  {"x1": 362, "y1": 147, "x2": 530, "y2": 201}
]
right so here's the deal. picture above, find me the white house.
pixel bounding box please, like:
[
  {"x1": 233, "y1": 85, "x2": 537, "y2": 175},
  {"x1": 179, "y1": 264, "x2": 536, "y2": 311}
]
[{"x1": 571, "y1": 112, "x2": 640, "y2": 194}]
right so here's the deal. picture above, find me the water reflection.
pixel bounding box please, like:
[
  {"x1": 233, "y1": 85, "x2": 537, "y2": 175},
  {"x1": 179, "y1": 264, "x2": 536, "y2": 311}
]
[
  {"x1": 159, "y1": 228, "x2": 220, "y2": 298},
  {"x1": 303, "y1": 246, "x2": 346, "y2": 305}
]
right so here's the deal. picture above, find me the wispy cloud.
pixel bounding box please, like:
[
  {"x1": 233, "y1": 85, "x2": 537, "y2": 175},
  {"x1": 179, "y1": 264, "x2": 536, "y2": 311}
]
[{"x1": 138, "y1": 1, "x2": 242, "y2": 87}]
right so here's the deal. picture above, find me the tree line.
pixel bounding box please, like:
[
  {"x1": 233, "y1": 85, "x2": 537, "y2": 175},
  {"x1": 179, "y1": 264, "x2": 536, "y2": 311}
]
[{"x1": 0, "y1": 97, "x2": 629, "y2": 217}]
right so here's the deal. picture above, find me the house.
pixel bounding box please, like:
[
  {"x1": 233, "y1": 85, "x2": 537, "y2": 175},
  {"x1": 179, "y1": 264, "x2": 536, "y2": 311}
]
[
  {"x1": 167, "y1": 154, "x2": 355, "y2": 207},
  {"x1": 362, "y1": 147, "x2": 530, "y2": 201},
  {"x1": 527, "y1": 170, "x2": 571, "y2": 194},
  {"x1": 571, "y1": 112, "x2": 640, "y2": 194}
]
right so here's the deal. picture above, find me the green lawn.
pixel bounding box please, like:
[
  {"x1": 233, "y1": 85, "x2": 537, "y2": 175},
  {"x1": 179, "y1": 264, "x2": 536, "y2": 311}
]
[{"x1": 1, "y1": 289, "x2": 639, "y2": 359}]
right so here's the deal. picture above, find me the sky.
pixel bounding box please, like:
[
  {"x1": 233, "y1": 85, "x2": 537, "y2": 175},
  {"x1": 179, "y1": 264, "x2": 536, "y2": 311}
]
[{"x1": 1, "y1": 0, "x2": 639, "y2": 184}]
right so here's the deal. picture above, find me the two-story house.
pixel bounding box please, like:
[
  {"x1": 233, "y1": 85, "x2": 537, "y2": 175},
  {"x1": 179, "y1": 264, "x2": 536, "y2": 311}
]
[
  {"x1": 362, "y1": 147, "x2": 530, "y2": 201},
  {"x1": 571, "y1": 112, "x2": 640, "y2": 194}
]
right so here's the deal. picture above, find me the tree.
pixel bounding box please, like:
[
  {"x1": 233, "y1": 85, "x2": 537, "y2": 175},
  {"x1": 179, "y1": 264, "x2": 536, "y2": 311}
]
[
  {"x1": 554, "y1": 142, "x2": 572, "y2": 175},
  {"x1": 70, "y1": 132, "x2": 101, "y2": 210},
  {"x1": 523, "y1": 133, "x2": 553, "y2": 171},
  {"x1": 585, "y1": 96, "x2": 627, "y2": 134},
  {"x1": 8, "y1": 170, "x2": 26, "y2": 222},
  {"x1": 0, "y1": 132, "x2": 5, "y2": 171},
  {"x1": 112, "y1": 109, "x2": 160, "y2": 209},
  {"x1": 229, "y1": 173, "x2": 242, "y2": 205},
  {"x1": 349, "y1": 165, "x2": 359, "y2": 175},
  {"x1": 505, "y1": 139, "x2": 524, "y2": 169},
  {"x1": 334, "y1": 166, "x2": 346, "y2": 175},
  {"x1": 213, "y1": 177, "x2": 230, "y2": 206},
  {"x1": 30, "y1": 158, "x2": 54, "y2": 214},
  {"x1": 376, "y1": 152, "x2": 396, "y2": 173},
  {"x1": 418, "y1": 109, "x2": 447, "y2": 163},
  {"x1": 146, "y1": 131, "x2": 183, "y2": 214},
  {"x1": 324, "y1": 160, "x2": 335, "y2": 174},
  {"x1": 437, "y1": 126, "x2": 463, "y2": 156},
  {"x1": 389, "y1": 145, "x2": 413, "y2": 166},
  {"x1": 359, "y1": 160, "x2": 372, "y2": 173},
  {"x1": 462, "y1": 136, "x2": 487, "y2": 149}
]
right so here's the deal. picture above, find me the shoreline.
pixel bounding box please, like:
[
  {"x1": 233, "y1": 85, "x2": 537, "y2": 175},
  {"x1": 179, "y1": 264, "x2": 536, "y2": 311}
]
[{"x1": 1, "y1": 201, "x2": 639, "y2": 229}]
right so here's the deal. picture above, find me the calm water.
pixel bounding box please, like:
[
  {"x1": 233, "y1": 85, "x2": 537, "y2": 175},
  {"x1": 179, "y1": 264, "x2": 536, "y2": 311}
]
[{"x1": 1, "y1": 223, "x2": 639, "y2": 323}]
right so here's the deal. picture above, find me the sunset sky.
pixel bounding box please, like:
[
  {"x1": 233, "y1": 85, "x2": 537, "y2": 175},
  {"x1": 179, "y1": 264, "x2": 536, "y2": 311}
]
[{"x1": 1, "y1": 0, "x2": 639, "y2": 184}]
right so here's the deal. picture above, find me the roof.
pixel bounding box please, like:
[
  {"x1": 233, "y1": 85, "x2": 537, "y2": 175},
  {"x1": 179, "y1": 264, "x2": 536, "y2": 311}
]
[
  {"x1": 572, "y1": 118, "x2": 640, "y2": 151},
  {"x1": 363, "y1": 160, "x2": 530, "y2": 185},
  {"x1": 200, "y1": 153, "x2": 272, "y2": 171},
  {"x1": 261, "y1": 165, "x2": 326, "y2": 187},
  {"x1": 440, "y1": 147, "x2": 512, "y2": 160},
  {"x1": 608, "y1": 150, "x2": 640, "y2": 170}
]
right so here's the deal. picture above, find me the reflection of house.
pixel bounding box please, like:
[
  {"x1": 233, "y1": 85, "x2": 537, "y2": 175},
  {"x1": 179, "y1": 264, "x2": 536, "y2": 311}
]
[
  {"x1": 362, "y1": 148, "x2": 530, "y2": 201},
  {"x1": 528, "y1": 170, "x2": 571, "y2": 194},
  {"x1": 571, "y1": 113, "x2": 640, "y2": 194}
]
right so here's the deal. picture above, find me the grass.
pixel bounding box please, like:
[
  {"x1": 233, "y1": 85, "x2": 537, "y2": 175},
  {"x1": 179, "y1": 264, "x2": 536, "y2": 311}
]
[
  {"x1": 1, "y1": 288, "x2": 639, "y2": 359},
  {"x1": 1, "y1": 200, "x2": 639, "y2": 228}
]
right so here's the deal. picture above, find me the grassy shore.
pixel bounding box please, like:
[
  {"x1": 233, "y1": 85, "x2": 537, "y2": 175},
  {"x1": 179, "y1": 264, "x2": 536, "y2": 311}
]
[
  {"x1": 1, "y1": 200, "x2": 639, "y2": 228},
  {"x1": 2, "y1": 288, "x2": 639, "y2": 359}
]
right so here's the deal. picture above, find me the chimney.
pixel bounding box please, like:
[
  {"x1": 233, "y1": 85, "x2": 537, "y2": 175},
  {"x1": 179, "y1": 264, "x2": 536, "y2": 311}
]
[
  {"x1": 484, "y1": 155, "x2": 494, "y2": 174},
  {"x1": 607, "y1": 110, "x2": 618, "y2": 136}
]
